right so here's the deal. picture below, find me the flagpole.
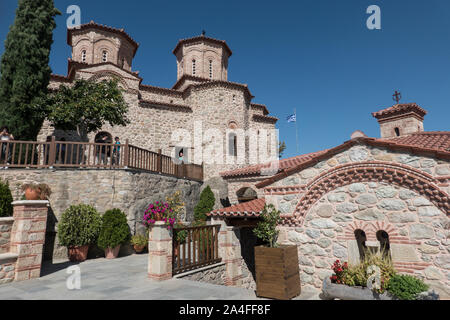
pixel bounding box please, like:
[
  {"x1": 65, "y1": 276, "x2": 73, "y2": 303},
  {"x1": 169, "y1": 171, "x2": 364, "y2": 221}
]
[{"x1": 294, "y1": 108, "x2": 299, "y2": 154}]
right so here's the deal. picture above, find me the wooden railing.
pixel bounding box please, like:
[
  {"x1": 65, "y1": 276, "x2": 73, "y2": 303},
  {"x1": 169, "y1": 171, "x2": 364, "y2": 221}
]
[
  {"x1": 0, "y1": 138, "x2": 203, "y2": 181},
  {"x1": 172, "y1": 225, "x2": 222, "y2": 275}
]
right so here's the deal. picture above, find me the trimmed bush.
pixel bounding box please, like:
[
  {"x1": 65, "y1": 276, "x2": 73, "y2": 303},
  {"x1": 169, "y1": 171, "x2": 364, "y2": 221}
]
[
  {"x1": 194, "y1": 186, "x2": 215, "y2": 222},
  {"x1": 387, "y1": 274, "x2": 429, "y2": 300},
  {"x1": 58, "y1": 204, "x2": 102, "y2": 247},
  {"x1": 98, "y1": 209, "x2": 130, "y2": 249},
  {"x1": 0, "y1": 179, "x2": 13, "y2": 217}
]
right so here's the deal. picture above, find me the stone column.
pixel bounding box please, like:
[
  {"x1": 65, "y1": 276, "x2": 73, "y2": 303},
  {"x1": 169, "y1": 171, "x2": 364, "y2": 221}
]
[
  {"x1": 147, "y1": 221, "x2": 172, "y2": 281},
  {"x1": 10, "y1": 201, "x2": 49, "y2": 281},
  {"x1": 212, "y1": 217, "x2": 243, "y2": 287}
]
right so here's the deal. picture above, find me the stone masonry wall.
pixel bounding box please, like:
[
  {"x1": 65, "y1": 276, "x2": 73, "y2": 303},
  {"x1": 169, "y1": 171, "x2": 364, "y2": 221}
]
[
  {"x1": 278, "y1": 182, "x2": 449, "y2": 297},
  {"x1": 0, "y1": 169, "x2": 201, "y2": 261},
  {"x1": 0, "y1": 218, "x2": 13, "y2": 254},
  {"x1": 264, "y1": 144, "x2": 450, "y2": 298},
  {"x1": 176, "y1": 262, "x2": 226, "y2": 286}
]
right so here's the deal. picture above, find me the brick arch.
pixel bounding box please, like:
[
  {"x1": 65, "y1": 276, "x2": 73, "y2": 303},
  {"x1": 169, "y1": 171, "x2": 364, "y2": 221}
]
[
  {"x1": 283, "y1": 161, "x2": 450, "y2": 227},
  {"x1": 89, "y1": 71, "x2": 129, "y2": 90},
  {"x1": 341, "y1": 221, "x2": 399, "y2": 242}
]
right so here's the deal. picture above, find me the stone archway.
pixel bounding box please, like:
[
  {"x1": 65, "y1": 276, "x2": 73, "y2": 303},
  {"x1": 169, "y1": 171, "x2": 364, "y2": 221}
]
[{"x1": 285, "y1": 161, "x2": 449, "y2": 227}]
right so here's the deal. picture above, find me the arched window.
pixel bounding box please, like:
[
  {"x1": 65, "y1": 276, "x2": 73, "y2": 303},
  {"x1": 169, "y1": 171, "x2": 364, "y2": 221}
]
[
  {"x1": 236, "y1": 187, "x2": 257, "y2": 203},
  {"x1": 209, "y1": 60, "x2": 213, "y2": 79},
  {"x1": 228, "y1": 132, "x2": 237, "y2": 156},
  {"x1": 354, "y1": 229, "x2": 367, "y2": 261},
  {"x1": 102, "y1": 51, "x2": 108, "y2": 63},
  {"x1": 376, "y1": 230, "x2": 391, "y2": 259},
  {"x1": 394, "y1": 127, "x2": 400, "y2": 137},
  {"x1": 81, "y1": 50, "x2": 86, "y2": 63},
  {"x1": 192, "y1": 59, "x2": 196, "y2": 75}
]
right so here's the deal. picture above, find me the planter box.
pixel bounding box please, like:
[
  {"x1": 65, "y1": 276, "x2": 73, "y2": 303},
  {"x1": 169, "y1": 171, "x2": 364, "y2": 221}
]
[
  {"x1": 322, "y1": 278, "x2": 394, "y2": 300},
  {"x1": 254, "y1": 245, "x2": 301, "y2": 300}
]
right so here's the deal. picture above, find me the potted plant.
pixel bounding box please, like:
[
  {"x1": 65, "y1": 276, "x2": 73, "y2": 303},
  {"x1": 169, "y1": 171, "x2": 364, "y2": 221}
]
[
  {"x1": 98, "y1": 209, "x2": 130, "y2": 259},
  {"x1": 57, "y1": 204, "x2": 101, "y2": 262},
  {"x1": 21, "y1": 183, "x2": 52, "y2": 200},
  {"x1": 253, "y1": 204, "x2": 301, "y2": 300},
  {"x1": 142, "y1": 201, "x2": 176, "y2": 230},
  {"x1": 130, "y1": 234, "x2": 148, "y2": 254}
]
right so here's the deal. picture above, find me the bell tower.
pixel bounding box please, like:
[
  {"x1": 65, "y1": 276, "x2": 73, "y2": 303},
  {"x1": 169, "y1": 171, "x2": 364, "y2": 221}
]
[{"x1": 372, "y1": 103, "x2": 427, "y2": 138}]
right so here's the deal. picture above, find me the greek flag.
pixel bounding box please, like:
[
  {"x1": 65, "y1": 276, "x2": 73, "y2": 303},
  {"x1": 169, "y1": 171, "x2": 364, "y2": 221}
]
[{"x1": 286, "y1": 114, "x2": 296, "y2": 123}]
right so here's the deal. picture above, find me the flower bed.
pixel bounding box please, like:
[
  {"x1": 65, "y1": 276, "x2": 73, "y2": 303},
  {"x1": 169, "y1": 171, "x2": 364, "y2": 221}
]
[{"x1": 322, "y1": 252, "x2": 439, "y2": 300}]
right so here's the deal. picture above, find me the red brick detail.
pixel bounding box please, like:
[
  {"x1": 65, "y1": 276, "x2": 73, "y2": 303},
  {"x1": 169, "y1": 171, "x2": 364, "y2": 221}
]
[
  {"x1": 264, "y1": 185, "x2": 306, "y2": 195},
  {"x1": 281, "y1": 162, "x2": 450, "y2": 227}
]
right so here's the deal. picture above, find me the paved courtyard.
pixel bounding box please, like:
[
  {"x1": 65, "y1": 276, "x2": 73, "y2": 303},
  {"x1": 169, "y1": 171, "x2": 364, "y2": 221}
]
[{"x1": 0, "y1": 254, "x2": 320, "y2": 300}]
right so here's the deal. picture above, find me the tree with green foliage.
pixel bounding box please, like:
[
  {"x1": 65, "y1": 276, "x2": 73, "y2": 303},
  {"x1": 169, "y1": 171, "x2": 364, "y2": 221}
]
[
  {"x1": 253, "y1": 204, "x2": 282, "y2": 248},
  {"x1": 35, "y1": 79, "x2": 129, "y2": 140},
  {"x1": 0, "y1": 179, "x2": 13, "y2": 217},
  {"x1": 0, "y1": 0, "x2": 60, "y2": 140},
  {"x1": 194, "y1": 186, "x2": 215, "y2": 222}
]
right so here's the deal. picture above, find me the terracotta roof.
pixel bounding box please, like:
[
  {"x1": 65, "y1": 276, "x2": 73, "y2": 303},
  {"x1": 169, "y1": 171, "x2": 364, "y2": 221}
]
[
  {"x1": 255, "y1": 135, "x2": 450, "y2": 189},
  {"x1": 67, "y1": 21, "x2": 139, "y2": 57},
  {"x1": 372, "y1": 103, "x2": 427, "y2": 120},
  {"x1": 173, "y1": 35, "x2": 232, "y2": 57},
  {"x1": 252, "y1": 114, "x2": 278, "y2": 123},
  {"x1": 139, "y1": 99, "x2": 192, "y2": 112},
  {"x1": 380, "y1": 132, "x2": 450, "y2": 153},
  {"x1": 208, "y1": 198, "x2": 265, "y2": 217},
  {"x1": 139, "y1": 84, "x2": 183, "y2": 96},
  {"x1": 67, "y1": 59, "x2": 141, "y2": 80},
  {"x1": 172, "y1": 75, "x2": 211, "y2": 90},
  {"x1": 251, "y1": 103, "x2": 269, "y2": 115},
  {"x1": 220, "y1": 150, "x2": 328, "y2": 178}
]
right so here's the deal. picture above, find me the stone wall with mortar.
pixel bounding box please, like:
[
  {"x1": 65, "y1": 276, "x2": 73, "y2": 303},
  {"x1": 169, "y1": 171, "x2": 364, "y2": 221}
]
[
  {"x1": 261, "y1": 144, "x2": 449, "y2": 298},
  {"x1": 175, "y1": 262, "x2": 226, "y2": 286},
  {"x1": 0, "y1": 255, "x2": 16, "y2": 285},
  {"x1": 0, "y1": 169, "x2": 201, "y2": 261}
]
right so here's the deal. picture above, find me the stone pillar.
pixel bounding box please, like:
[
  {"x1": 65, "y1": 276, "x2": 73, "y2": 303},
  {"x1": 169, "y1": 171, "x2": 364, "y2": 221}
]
[
  {"x1": 212, "y1": 217, "x2": 243, "y2": 287},
  {"x1": 147, "y1": 221, "x2": 172, "y2": 281},
  {"x1": 10, "y1": 201, "x2": 49, "y2": 281}
]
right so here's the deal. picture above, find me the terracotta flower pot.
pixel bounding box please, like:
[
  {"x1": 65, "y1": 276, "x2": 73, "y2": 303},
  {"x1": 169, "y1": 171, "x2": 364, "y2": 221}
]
[
  {"x1": 24, "y1": 188, "x2": 40, "y2": 201},
  {"x1": 105, "y1": 245, "x2": 121, "y2": 259},
  {"x1": 133, "y1": 244, "x2": 145, "y2": 254},
  {"x1": 68, "y1": 245, "x2": 89, "y2": 262}
]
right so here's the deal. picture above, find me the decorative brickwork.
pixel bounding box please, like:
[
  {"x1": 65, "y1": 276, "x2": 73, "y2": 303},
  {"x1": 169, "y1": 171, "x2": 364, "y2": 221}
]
[
  {"x1": 10, "y1": 201, "x2": 49, "y2": 282},
  {"x1": 147, "y1": 222, "x2": 172, "y2": 281}
]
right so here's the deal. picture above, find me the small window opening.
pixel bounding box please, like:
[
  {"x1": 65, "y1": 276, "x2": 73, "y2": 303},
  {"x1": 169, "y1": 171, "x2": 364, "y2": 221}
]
[{"x1": 394, "y1": 127, "x2": 400, "y2": 137}]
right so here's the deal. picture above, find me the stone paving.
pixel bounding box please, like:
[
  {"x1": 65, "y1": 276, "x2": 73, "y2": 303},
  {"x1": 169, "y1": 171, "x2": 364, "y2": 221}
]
[{"x1": 0, "y1": 254, "x2": 320, "y2": 300}]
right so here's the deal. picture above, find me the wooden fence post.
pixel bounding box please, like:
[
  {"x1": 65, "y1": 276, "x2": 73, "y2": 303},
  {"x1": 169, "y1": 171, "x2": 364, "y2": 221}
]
[
  {"x1": 48, "y1": 137, "x2": 56, "y2": 168},
  {"x1": 123, "y1": 139, "x2": 129, "y2": 168},
  {"x1": 157, "y1": 149, "x2": 162, "y2": 173}
]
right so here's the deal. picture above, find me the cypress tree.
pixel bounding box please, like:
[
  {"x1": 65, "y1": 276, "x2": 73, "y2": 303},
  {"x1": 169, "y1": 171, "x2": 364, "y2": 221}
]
[
  {"x1": 194, "y1": 186, "x2": 216, "y2": 222},
  {"x1": 0, "y1": 0, "x2": 60, "y2": 140}
]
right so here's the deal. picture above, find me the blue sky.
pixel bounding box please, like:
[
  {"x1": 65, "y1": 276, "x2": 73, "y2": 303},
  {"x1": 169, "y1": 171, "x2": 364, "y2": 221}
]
[{"x1": 1, "y1": 0, "x2": 449, "y2": 159}]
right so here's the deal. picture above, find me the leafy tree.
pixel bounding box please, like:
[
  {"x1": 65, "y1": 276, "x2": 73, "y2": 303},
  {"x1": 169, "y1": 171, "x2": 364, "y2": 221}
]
[
  {"x1": 253, "y1": 204, "x2": 281, "y2": 248},
  {"x1": 0, "y1": 179, "x2": 13, "y2": 217},
  {"x1": 0, "y1": 0, "x2": 60, "y2": 140},
  {"x1": 278, "y1": 141, "x2": 286, "y2": 158},
  {"x1": 36, "y1": 79, "x2": 129, "y2": 140},
  {"x1": 194, "y1": 186, "x2": 215, "y2": 222}
]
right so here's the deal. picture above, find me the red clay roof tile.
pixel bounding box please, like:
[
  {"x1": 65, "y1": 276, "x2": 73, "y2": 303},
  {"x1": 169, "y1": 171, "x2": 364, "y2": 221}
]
[{"x1": 208, "y1": 198, "x2": 265, "y2": 217}]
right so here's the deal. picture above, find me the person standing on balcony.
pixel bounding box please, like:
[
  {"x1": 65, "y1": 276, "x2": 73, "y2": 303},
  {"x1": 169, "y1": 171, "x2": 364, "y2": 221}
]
[
  {"x1": 0, "y1": 126, "x2": 14, "y2": 168},
  {"x1": 112, "y1": 137, "x2": 121, "y2": 165}
]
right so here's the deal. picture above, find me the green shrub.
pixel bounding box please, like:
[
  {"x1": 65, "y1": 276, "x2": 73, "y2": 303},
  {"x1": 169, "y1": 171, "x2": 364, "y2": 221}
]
[
  {"x1": 97, "y1": 209, "x2": 130, "y2": 249},
  {"x1": 387, "y1": 274, "x2": 429, "y2": 300},
  {"x1": 253, "y1": 204, "x2": 281, "y2": 248},
  {"x1": 194, "y1": 186, "x2": 215, "y2": 222},
  {"x1": 58, "y1": 204, "x2": 102, "y2": 247},
  {"x1": 130, "y1": 234, "x2": 148, "y2": 247},
  {"x1": 0, "y1": 179, "x2": 13, "y2": 217}
]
